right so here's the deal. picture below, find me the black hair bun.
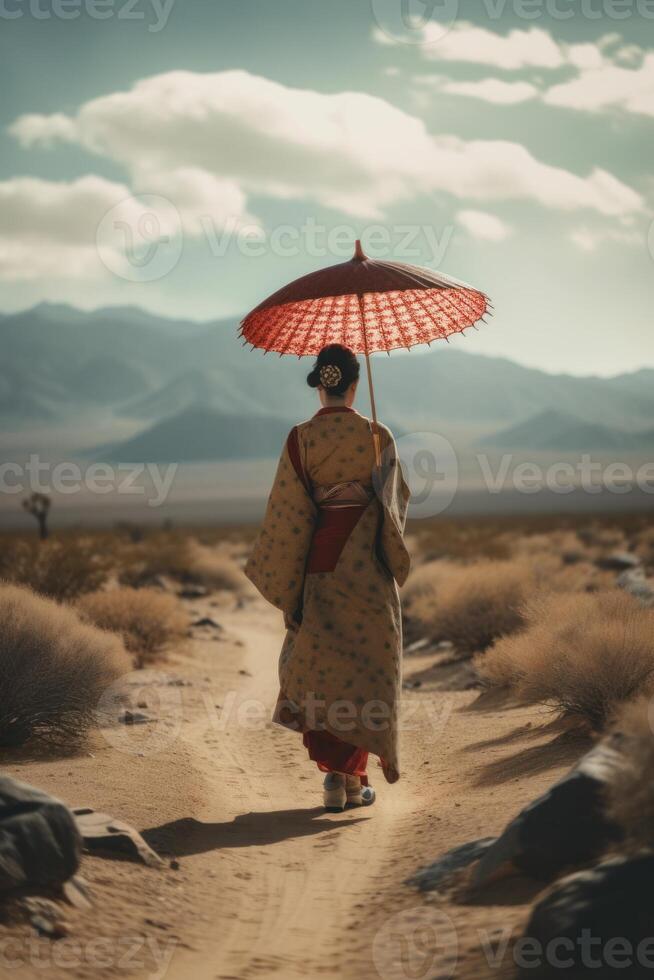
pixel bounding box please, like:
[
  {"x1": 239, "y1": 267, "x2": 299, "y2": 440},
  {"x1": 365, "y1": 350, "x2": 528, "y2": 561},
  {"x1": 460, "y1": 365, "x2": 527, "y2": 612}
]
[{"x1": 306, "y1": 344, "x2": 360, "y2": 397}]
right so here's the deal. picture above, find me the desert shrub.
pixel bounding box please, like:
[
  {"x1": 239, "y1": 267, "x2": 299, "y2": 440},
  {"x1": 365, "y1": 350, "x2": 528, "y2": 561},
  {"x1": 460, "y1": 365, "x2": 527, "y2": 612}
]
[
  {"x1": 410, "y1": 559, "x2": 533, "y2": 655},
  {"x1": 527, "y1": 552, "x2": 615, "y2": 595},
  {"x1": 479, "y1": 591, "x2": 654, "y2": 730},
  {"x1": 401, "y1": 560, "x2": 452, "y2": 608},
  {"x1": 78, "y1": 587, "x2": 187, "y2": 667},
  {"x1": 474, "y1": 630, "x2": 531, "y2": 689},
  {"x1": 117, "y1": 535, "x2": 247, "y2": 593},
  {"x1": 606, "y1": 697, "x2": 654, "y2": 849},
  {"x1": 0, "y1": 536, "x2": 113, "y2": 601},
  {"x1": 633, "y1": 526, "x2": 654, "y2": 571},
  {"x1": 576, "y1": 524, "x2": 627, "y2": 557},
  {"x1": 0, "y1": 584, "x2": 130, "y2": 746},
  {"x1": 409, "y1": 520, "x2": 510, "y2": 562},
  {"x1": 185, "y1": 540, "x2": 247, "y2": 592}
]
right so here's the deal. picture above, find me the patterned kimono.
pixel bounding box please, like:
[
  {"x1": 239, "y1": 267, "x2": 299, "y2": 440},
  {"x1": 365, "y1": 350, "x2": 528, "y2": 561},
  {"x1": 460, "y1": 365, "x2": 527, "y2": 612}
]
[{"x1": 245, "y1": 406, "x2": 410, "y2": 783}]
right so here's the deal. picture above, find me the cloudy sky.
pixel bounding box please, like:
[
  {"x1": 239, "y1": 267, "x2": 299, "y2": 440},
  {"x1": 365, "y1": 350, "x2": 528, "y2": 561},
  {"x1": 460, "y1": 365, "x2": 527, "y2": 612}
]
[{"x1": 1, "y1": 0, "x2": 653, "y2": 375}]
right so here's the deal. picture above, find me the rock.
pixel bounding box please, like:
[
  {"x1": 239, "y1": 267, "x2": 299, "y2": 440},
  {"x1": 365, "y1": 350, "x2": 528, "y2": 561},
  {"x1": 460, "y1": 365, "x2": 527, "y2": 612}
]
[
  {"x1": 72, "y1": 808, "x2": 164, "y2": 868},
  {"x1": 403, "y1": 678, "x2": 422, "y2": 690},
  {"x1": 0, "y1": 777, "x2": 81, "y2": 894},
  {"x1": 24, "y1": 898, "x2": 70, "y2": 939},
  {"x1": 30, "y1": 913, "x2": 69, "y2": 940},
  {"x1": 471, "y1": 740, "x2": 624, "y2": 890},
  {"x1": 119, "y1": 709, "x2": 151, "y2": 725},
  {"x1": 178, "y1": 584, "x2": 208, "y2": 599},
  {"x1": 192, "y1": 616, "x2": 223, "y2": 630},
  {"x1": 617, "y1": 568, "x2": 654, "y2": 607},
  {"x1": 596, "y1": 552, "x2": 640, "y2": 571},
  {"x1": 62, "y1": 876, "x2": 92, "y2": 910},
  {"x1": 518, "y1": 853, "x2": 654, "y2": 978},
  {"x1": 405, "y1": 637, "x2": 431, "y2": 654},
  {"x1": 408, "y1": 838, "x2": 496, "y2": 893}
]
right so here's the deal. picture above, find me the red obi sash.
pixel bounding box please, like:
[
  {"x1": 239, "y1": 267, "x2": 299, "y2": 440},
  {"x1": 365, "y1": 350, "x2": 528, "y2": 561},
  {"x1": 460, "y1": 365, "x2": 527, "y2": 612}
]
[{"x1": 286, "y1": 427, "x2": 372, "y2": 574}]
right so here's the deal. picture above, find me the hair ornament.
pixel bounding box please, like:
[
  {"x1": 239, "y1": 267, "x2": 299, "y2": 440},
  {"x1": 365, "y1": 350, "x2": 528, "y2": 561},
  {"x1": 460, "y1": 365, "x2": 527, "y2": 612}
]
[{"x1": 319, "y1": 364, "x2": 342, "y2": 389}]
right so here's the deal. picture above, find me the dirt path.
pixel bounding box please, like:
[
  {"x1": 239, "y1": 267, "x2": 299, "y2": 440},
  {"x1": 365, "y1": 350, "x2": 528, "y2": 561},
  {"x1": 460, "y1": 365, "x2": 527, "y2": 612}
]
[
  {"x1": 161, "y1": 598, "x2": 419, "y2": 980},
  {"x1": 1, "y1": 594, "x2": 586, "y2": 980}
]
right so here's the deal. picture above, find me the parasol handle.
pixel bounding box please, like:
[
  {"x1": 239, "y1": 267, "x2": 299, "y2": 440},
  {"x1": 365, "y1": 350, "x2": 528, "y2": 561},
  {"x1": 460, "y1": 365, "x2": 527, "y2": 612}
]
[
  {"x1": 357, "y1": 292, "x2": 382, "y2": 468},
  {"x1": 364, "y1": 351, "x2": 382, "y2": 468}
]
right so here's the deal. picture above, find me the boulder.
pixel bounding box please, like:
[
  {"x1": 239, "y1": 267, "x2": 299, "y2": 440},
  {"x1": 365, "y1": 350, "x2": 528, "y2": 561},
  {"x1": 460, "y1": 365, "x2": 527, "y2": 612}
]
[
  {"x1": 617, "y1": 568, "x2": 654, "y2": 607},
  {"x1": 518, "y1": 853, "x2": 654, "y2": 979},
  {"x1": 408, "y1": 838, "x2": 496, "y2": 893},
  {"x1": 596, "y1": 552, "x2": 640, "y2": 572},
  {"x1": 0, "y1": 777, "x2": 81, "y2": 894},
  {"x1": 73, "y1": 808, "x2": 163, "y2": 868},
  {"x1": 470, "y1": 740, "x2": 624, "y2": 890}
]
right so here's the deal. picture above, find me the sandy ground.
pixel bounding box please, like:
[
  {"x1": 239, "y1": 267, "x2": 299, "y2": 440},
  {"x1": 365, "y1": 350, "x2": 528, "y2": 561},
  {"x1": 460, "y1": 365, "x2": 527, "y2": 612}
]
[{"x1": 0, "y1": 592, "x2": 589, "y2": 980}]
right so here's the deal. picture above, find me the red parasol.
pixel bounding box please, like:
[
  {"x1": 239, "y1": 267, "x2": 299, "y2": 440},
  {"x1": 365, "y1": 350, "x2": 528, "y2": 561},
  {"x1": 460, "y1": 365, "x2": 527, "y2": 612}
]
[{"x1": 240, "y1": 240, "x2": 491, "y2": 464}]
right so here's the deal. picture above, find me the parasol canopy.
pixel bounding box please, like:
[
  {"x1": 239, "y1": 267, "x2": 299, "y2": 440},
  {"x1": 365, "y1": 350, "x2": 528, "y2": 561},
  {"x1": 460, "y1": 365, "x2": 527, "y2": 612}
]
[
  {"x1": 240, "y1": 240, "x2": 490, "y2": 356},
  {"x1": 240, "y1": 240, "x2": 491, "y2": 462}
]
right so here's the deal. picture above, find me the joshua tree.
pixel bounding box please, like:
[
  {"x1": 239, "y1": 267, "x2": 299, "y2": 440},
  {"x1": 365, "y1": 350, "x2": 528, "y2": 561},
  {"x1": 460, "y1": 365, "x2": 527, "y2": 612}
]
[{"x1": 22, "y1": 492, "x2": 51, "y2": 540}]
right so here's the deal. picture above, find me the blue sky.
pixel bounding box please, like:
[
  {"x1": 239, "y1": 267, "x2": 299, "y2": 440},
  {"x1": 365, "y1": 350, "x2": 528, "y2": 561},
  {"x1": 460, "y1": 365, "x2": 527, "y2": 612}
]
[{"x1": 1, "y1": 0, "x2": 653, "y2": 375}]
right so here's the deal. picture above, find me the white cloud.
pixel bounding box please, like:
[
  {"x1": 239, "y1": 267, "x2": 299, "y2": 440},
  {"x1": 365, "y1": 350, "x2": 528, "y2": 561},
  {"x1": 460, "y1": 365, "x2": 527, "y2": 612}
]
[
  {"x1": 570, "y1": 225, "x2": 643, "y2": 251},
  {"x1": 544, "y1": 52, "x2": 654, "y2": 118},
  {"x1": 0, "y1": 175, "x2": 187, "y2": 283},
  {"x1": 0, "y1": 175, "x2": 131, "y2": 280},
  {"x1": 387, "y1": 21, "x2": 654, "y2": 121},
  {"x1": 9, "y1": 69, "x2": 642, "y2": 220},
  {"x1": 381, "y1": 22, "x2": 565, "y2": 69},
  {"x1": 431, "y1": 77, "x2": 538, "y2": 105},
  {"x1": 457, "y1": 209, "x2": 513, "y2": 241},
  {"x1": 564, "y1": 42, "x2": 605, "y2": 71}
]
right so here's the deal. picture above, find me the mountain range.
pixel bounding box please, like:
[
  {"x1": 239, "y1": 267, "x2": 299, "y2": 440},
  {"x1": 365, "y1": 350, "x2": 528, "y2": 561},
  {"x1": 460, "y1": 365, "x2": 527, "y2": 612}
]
[
  {"x1": 482, "y1": 410, "x2": 654, "y2": 454},
  {"x1": 2, "y1": 303, "x2": 654, "y2": 462}
]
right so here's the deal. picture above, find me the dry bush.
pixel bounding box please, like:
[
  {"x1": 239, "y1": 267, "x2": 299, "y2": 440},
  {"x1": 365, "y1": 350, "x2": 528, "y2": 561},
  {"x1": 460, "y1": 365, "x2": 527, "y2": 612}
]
[
  {"x1": 78, "y1": 587, "x2": 188, "y2": 667},
  {"x1": 508, "y1": 530, "x2": 590, "y2": 567},
  {"x1": 118, "y1": 535, "x2": 247, "y2": 593},
  {"x1": 606, "y1": 697, "x2": 654, "y2": 849},
  {"x1": 409, "y1": 559, "x2": 533, "y2": 655},
  {"x1": 409, "y1": 520, "x2": 510, "y2": 562},
  {"x1": 529, "y1": 553, "x2": 614, "y2": 595},
  {"x1": 479, "y1": 591, "x2": 654, "y2": 730},
  {"x1": 116, "y1": 534, "x2": 197, "y2": 587},
  {"x1": 0, "y1": 584, "x2": 130, "y2": 746},
  {"x1": 633, "y1": 526, "x2": 654, "y2": 571},
  {"x1": 185, "y1": 540, "x2": 247, "y2": 592},
  {"x1": 576, "y1": 524, "x2": 627, "y2": 557},
  {"x1": 401, "y1": 560, "x2": 452, "y2": 608},
  {"x1": 0, "y1": 536, "x2": 113, "y2": 601},
  {"x1": 475, "y1": 630, "x2": 532, "y2": 689},
  {"x1": 501, "y1": 532, "x2": 613, "y2": 595}
]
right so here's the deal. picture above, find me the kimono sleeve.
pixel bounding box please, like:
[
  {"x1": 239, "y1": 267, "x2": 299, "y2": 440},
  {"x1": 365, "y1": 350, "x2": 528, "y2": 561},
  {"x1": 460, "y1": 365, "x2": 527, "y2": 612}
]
[
  {"x1": 374, "y1": 425, "x2": 411, "y2": 588},
  {"x1": 244, "y1": 428, "x2": 317, "y2": 619}
]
